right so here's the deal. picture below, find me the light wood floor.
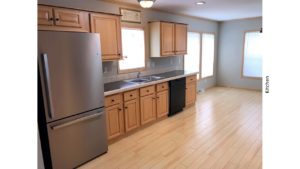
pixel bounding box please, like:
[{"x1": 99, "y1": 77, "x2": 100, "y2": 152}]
[{"x1": 79, "y1": 87, "x2": 262, "y2": 169}]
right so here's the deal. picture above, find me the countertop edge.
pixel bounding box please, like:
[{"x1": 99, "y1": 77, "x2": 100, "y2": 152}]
[{"x1": 104, "y1": 72, "x2": 198, "y2": 96}]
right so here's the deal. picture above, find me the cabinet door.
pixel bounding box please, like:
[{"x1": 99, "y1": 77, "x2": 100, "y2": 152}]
[
  {"x1": 186, "y1": 83, "x2": 197, "y2": 106},
  {"x1": 175, "y1": 24, "x2": 187, "y2": 55},
  {"x1": 124, "y1": 99, "x2": 140, "y2": 132},
  {"x1": 90, "y1": 13, "x2": 122, "y2": 61},
  {"x1": 38, "y1": 6, "x2": 54, "y2": 26},
  {"x1": 106, "y1": 103, "x2": 124, "y2": 140},
  {"x1": 140, "y1": 94, "x2": 157, "y2": 125},
  {"x1": 156, "y1": 90, "x2": 169, "y2": 118},
  {"x1": 38, "y1": 5, "x2": 89, "y2": 32},
  {"x1": 53, "y1": 8, "x2": 89, "y2": 29},
  {"x1": 160, "y1": 22, "x2": 175, "y2": 56}
]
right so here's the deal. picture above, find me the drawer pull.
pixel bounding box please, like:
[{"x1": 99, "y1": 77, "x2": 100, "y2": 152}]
[
  {"x1": 111, "y1": 99, "x2": 115, "y2": 102},
  {"x1": 162, "y1": 86, "x2": 164, "y2": 88},
  {"x1": 125, "y1": 106, "x2": 128, "y2": 109},
  {"x1": 118, "y1": 108, "x2": 122, "y2": 111},
  {"x1": 130, "y1": 94, "x2": 133, "y2": 97},
  {"x1": 147, "y1": 90, "x2": 149, "y2": 92}
]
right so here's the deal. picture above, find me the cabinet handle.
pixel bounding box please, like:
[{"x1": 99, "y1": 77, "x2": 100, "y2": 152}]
[
  {"x1": 111, "y1": 99, "x2": 115, "y2": 102},
  {"x1": 162, "y1": 86, "x2": 164, "y2": 88},
  {"x1": 147, "y1": 90, "x2": 149, "y2": 92},
  {"x1": 152, "y1": 97, "x2": 156, "y2": 99},
  {"x1": 55, "y1": 18, "x2": 59, "y2": 21},
  {"x1": 49, "y1": 18, "x2": 53, "y2": 21},
  {"x1": 118, "y1": 108, "x2": 122, "y2": 111},
  {"x1": 156, "y1": 97, "x2": 159, "y2": 99},
  {"x1": 124, "y1": 106, "x2": 128, "y2": 109},
  {"x1": 130, "y1": 94, "x2": 133, "y2": 97}
]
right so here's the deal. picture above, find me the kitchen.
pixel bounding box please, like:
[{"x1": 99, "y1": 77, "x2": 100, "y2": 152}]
[
  {"x1": 36, "y1": 0, "x2": 262, "y2": 169},
  {"x1": 9, "y1": 0, "x2": 299, "y2": 169}
]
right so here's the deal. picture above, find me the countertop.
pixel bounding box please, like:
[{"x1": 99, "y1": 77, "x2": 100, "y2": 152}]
[{"x1": 104, "y1": 70, "x2": 198, "y2": 96}]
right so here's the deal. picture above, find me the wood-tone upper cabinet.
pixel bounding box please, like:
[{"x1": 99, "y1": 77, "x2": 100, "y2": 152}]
[
  {"x1": 90, "y1": 13, "x2": 122, "y2": 61},
  {"x1": 105, "y1": 103, "x2": 124, "y2": 140},
  {"x1": 54, "y1": 8, "x2": 86, "y2": 28},
  {"x1": 185, "y1": 75, "x2": 197, "y2": 107},
  {"x1": 156, "y1": 90, "x2": 169, "y2": 118},
  {"x1": 124, "y1": 99, "x2": 140, "y2": 132},
  {"x1": 161, "y1": 22, "x2": 175, "y2": 56},
  {"x1": 38, "y1": 6, "x2": 54, "y2": 26},
  {"x1": 140, "y1": 93, "x2": 157, "y2": 125},
  {"x1": 38, "y1": 5, "x2": 90, "y2": 32},
  {"x1": 150, "y1": 21, "x2": 188, "y2": 57},
  {"x1": 175, "y1": 24, "x2": 188, "y2": 55}
]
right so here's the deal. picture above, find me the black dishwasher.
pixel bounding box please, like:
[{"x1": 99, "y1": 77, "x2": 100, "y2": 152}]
[{"x1": 168, "y1": 77, "x2": 186, "y2": 116}]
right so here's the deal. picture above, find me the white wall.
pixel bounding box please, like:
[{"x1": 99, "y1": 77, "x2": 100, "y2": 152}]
[{"x1": 217, "y1": 17, "x2": 262, "y2": 90}]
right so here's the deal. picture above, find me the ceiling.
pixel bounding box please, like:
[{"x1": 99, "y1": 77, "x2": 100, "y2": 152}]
[{"x1": 104, "y1": 0, "x2": 262, "y2": 21}]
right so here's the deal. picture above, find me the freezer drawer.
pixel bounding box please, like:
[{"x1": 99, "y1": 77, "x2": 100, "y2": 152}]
[{"x1": 47, "y1": 108, "x2": 107, "y2": 169}]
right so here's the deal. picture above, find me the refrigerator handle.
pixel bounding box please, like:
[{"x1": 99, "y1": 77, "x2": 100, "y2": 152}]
[
  {"x1": 41, "y1": 53, "x2": 54, "y2": 119},
  {"x1": 50, "y1": 111, "x2": 104, "y2": 130}
]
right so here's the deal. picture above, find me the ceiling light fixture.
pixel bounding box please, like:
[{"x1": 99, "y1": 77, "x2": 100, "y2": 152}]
[
  {"x1": 196, "y1": 1, "x2": 206, "y2": 5},
  {"x1": 138, "y1": 0, "x2": 156, "y2": 8}
]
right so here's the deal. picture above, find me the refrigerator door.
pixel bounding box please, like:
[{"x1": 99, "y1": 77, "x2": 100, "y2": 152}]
[
  {"x1": 38, "y1": 31, "x2": 104, "y2": 122},
  {"x1": 47, "y1": 108, "x2": 108, "y2": 169}
]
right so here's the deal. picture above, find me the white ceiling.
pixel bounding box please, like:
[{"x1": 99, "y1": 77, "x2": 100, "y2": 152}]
[{"x1": 106, "y1": 0, "x2": 262, "y2": 21}]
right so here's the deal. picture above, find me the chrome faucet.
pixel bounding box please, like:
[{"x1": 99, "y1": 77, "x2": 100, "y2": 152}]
[{"x1": 137, "y1": 72, "x2": 141, "y2": 78}]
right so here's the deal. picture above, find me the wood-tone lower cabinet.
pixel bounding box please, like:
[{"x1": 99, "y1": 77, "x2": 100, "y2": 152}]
[
  {"x1": 185, "y1": 75, "x2": 197, "y2": 106},
  {"x1": 105, "y1": 103, "x2": 124, "y2": 140},
  {"x1": 140, "y1": 93, "x2": 157, "y2": 125},
  {"x1": 124, "y1": 98, "x2": 140, "y2": 132},
  {"x1": 156, "y1": 90, "x2": 169, "y2": 118},
  {"x1": 38, "y1": 5, "x2": 90, "y2": 32}
]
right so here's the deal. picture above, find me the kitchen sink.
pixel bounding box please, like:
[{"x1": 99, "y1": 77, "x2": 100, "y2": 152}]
[
  {"x1": 125, "y1": 76, "x2": 164, "y2": 84},
  {"x1": 126, "y1": 78, "x2": 151, "y2": 83},
  {"x1": 143, "y1": 76, "x2": 164, "y2": 81}
]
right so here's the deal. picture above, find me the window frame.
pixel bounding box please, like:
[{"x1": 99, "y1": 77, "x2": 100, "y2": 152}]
[
  {"x1": 183, "y1": 31, "x2": 201, "y2": 81},
  {"x1": 241, "y1": 30, "x2": 263, "y2": 80},
  {"x1": 118, "y1": 25, "x2": 146, "y2": 74},
  {"x1": 200, "y1": 32, "x2": 216, "y2": 79}
]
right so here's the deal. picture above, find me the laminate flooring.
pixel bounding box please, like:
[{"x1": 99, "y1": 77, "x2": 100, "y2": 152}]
[{"x1": 79, "y1": 87, "x2": 262, "y2": 169}]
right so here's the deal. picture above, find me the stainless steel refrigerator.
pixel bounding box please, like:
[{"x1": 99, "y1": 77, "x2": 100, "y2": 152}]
[{"x1": 38, "y1": 31, "x2": 108, "y2": 169}]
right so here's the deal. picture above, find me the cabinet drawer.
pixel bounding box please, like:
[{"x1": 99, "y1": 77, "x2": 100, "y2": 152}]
[
  {"x1": 124, "y1": 90, "x2": 138, "y2": 101},
  {"x1": 156, "y1": 82, "x2": 168, "y2": 92},
  {"x1": 186, "y1": 75, "x2": 197, "y2": 83},
  {"x1": 105, "y1": 94, "x2": 122, "y2": 107},
  {"x1": 140, "y1": 85, "x2": 155, "y2": 96}
]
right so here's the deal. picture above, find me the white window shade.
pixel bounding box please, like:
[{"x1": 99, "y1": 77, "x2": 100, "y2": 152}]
[
  {"x1": 184, "y1": 32, "x2": 200, "y2": 79},
  {"x1": 119, "y1": 27, "x2": 145, "y2": 72},
  {"x1": 201, "y1": 33, "x2": 215, "y2": 78},
  {"x1": 243, "y1": 31, "x2": 262, "y2": 78}
]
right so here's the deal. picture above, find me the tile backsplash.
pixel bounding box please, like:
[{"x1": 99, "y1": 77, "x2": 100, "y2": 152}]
[{"x1": 102, "y1": 56, "x2": 184, "y2": 83}]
